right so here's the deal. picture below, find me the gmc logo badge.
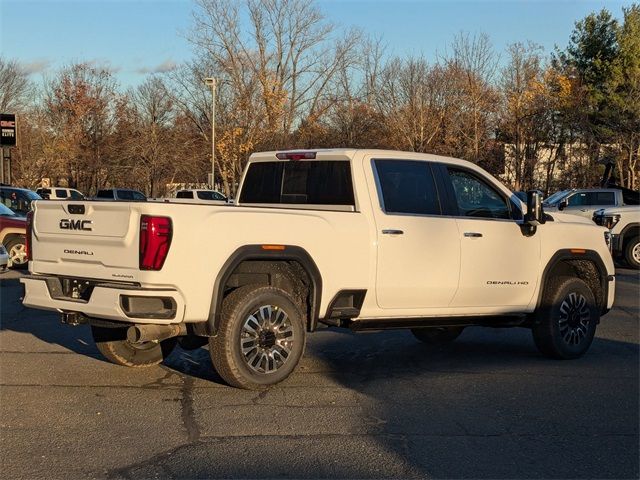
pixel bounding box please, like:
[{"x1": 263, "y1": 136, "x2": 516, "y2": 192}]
[{"x1": 59, "y1": 219, "x2": 93, "y2": 231}]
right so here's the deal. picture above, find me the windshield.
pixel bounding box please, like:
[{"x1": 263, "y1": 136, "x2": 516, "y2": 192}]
[
  {"x1": 0, "y1": 203, "x2": 17, "y2": 216},
  {"x1": 544, "y1": 190, "x2": 570, "y2": 205}
]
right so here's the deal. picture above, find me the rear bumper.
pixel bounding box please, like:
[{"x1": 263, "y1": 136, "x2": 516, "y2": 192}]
[{"x1": 21, "y1": 275, "x2": 185, "y2": 324}]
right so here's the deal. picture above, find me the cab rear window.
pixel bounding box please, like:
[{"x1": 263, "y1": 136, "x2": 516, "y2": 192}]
[{"x1": 240, "y1": 161, "x2": 354, "y2": 206}]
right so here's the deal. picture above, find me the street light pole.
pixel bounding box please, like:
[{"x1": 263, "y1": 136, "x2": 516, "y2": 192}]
[{"x1": 204, "y1": 77, "x2": 216, "y2": 190}]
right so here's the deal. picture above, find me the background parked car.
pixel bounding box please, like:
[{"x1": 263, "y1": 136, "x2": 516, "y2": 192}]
[
  {"x1": 0, "y1": 243, "x2": 9, "y2": 272},
  {"x1": 545, "y1": 188, "x2": 639, "y2": 218},
  {"x1": 0, "y1": 186, "x2": 41, "y2": 216},
  {"x1": 95, "y1": 189, "x2": 147, "y2": 201},
  {"x1": 542, "y1": 189, "x2": 571, "y2": 207},
  {"x1": 36, "y1": 187, "x2": 85, "y2": 200},
  {"x1": 0, "y1": 203, "x2": 27, "y2": 269},
  {"x1": 176, "y1": 189, "x2": 228, "y2": 202}
]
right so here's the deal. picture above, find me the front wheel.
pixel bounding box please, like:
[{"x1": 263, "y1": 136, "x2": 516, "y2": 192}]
[
  {"x1": 623, "y1": 236, "x2": 640, "y2": 269},
  {"x1": 91, "y1": 326, "x2": 177, "y2": 367},
  {"x1": 532, "y1": 276, "x2": 599, "y2": 359},
  {"x1": 210, "y1": 285, "x2": 306, "y2": 390},
  {"x1": 5, "y1": 236, "x2": 28, "y2": 269}
]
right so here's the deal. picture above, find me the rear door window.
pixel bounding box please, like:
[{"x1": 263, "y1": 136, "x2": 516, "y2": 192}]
[
  {"x1": 55, "y1": 189, "x2": 68, "y2": 198},
  {"x1": 176, "y1": 191, "x2": 193, "y2": 199},
  {"x1": 588, "y1": 191, "x2": 615, "y2": 206},
  {"x1": 117, "y1": 190, "x2": 134, "y2": 200},
  {"x1": 373, "y1": 160, "x2": 441, "y2": 215},
  {"x1": 197, "y1": 191, "x2": 225, "y2": 200},
  {"x1": 240, "y1": 160, "x2": 354, "y2": 206},
  {"x1": 97, "y1": 190, "x2": 113, "y2": 199}
]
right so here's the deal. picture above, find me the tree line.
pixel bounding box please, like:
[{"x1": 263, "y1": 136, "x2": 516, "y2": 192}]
[{"x1": 1, "y1": 0, "x2": 638, "y2": 197}]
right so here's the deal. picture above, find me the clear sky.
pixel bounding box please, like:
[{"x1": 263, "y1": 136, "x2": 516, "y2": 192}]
[{"x1": 0, "y1": 0, "x2": 631, "y2": 87}]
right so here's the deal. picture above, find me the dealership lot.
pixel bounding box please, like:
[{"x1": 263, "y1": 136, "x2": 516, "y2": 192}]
[{"x1": 1, "y1": 269, "x2": 638, "y2": 479}]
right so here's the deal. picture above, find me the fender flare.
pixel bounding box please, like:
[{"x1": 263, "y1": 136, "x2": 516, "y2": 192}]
[
  {"x1": 619, "y1": 223, "x2": 639, "y2": 245},
  {"x1": 535, "y1": 249, "x2": 611, "y2": 314},
  {"x1": 204, "y1": 245, "x2": 322, "y2": 336},
  {"x1": 0, "y1": 227, "x2": 26, "y2": 245}
]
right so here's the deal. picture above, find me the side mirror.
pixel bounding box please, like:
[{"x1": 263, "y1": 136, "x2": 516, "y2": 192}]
[
  {"x1": 524, "y1": 190, "x2": 546, "y2": 226},
  {"x1": 558, "y1": 198, "x2": 568, "y2": 211}
]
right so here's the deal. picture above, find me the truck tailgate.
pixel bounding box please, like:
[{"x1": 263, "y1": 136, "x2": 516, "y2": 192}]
[{"x1": 31, "y1": 201, "x2": 140, "y2": 279}]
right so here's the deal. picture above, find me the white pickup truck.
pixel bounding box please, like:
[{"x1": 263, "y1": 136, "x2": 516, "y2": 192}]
[
  {"x1": 593, "y1": 205, "x2": 640, "y2": 268},
  {"x1": 22, "y1": 149, "x2": 616, "y2": 389}
]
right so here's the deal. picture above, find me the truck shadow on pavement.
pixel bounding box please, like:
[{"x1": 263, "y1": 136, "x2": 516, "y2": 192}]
[{"x1": 2, "y1": 276, "x2": 639, "y2": 479}]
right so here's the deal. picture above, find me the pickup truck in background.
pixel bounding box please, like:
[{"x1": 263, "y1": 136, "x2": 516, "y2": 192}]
[
  {"x1": 594, "y1": 205, "x2": 640, "y2": 268},
  {"x1": 21, "y1": 149, "x2": 615, "y2": 389},
  {"x1": 544, "y1": 187, "x2": 640, "y2": 219}
]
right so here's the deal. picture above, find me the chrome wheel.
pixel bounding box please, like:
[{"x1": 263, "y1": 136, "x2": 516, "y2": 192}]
[
  {"x1": 9, "y1": 242, "x2": 27, "y2": 266},
  {"x1": 558, "y1": 292, "x2": 591, "y2": 346},
  {"x1": 240, "y1": 304, "x2": 295, "y2": 374},
  {"x1": 632, "y1": 242, "x2": 640, "y2": 264}
]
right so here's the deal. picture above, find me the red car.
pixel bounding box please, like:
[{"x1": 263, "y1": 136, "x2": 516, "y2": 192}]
[{"x1": 0, "y1": 203, "x2": 27, "y2": 268}]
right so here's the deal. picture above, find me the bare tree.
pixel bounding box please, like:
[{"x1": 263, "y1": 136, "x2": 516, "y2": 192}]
[
  {"x1": 0, "y1": 57, "x2": 32, "y2": 112},
  {"x1": 499, "y1": 42, "x2": 545, "y2": 190},
  {"x1": 443, "y1": 32, "x2": 499, "y2": 163},
  {"x1": 43, "y1": 63, "x2": 118, "y2": 193}
]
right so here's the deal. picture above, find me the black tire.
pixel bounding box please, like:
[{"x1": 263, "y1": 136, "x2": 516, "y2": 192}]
[
  {"x1": 623, "y1": 236, "x2": 640, "y2": 269},
  {"x1": 91, "y1": 325, "x2": 177, "y2": 367},
  {"x1": 411, "y1": 326, "x2": 464, "y2": 344},
  {"x1": 5, "y1": 236, "x2": 28, "y2": 269},
  {"x1": 532, "y1": 276, "x2": 599, "y2": 359},
  {"x1": 210, "y1": 285, "x2": 306, "y2": 390}
]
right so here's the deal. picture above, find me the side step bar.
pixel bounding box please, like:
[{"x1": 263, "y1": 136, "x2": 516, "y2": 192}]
[{"x1": 348, "y1": 315, "x2": 528, "y2": 331}]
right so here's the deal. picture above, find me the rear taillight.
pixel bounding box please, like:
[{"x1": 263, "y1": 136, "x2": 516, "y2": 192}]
[
  {"x1": 26, "y1": 210, "x2": 34, "y2": 262},
  {"x1": 139, "y1": 215, "x2": 172, "y2": 270}
]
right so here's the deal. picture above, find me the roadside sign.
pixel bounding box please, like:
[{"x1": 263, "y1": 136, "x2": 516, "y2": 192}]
[{"x1": 0, "y1": 113, "x2": 17, "y2": 147}]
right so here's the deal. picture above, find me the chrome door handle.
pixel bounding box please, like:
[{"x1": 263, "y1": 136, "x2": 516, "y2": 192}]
[
  {"x1": 382, "y1": 229, "x2": 404, "y2": 235},
  {"x1": 464, "y1": 232, "x2": 483, "y2": 238}
]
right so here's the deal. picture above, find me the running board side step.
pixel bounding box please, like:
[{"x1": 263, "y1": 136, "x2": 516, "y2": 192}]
[{"x1": 348, "y1": 315, "x2": 529, "y2": 331}]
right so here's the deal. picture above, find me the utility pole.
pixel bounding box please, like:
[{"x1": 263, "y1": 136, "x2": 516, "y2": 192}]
[{"x1": 204, "y1": 78, "x2": 217, "y2": 190}]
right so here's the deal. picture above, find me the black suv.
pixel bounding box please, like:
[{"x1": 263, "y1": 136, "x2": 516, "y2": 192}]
[{"x1": 95, "y1": 189, "x2": 147, "y2": 201}]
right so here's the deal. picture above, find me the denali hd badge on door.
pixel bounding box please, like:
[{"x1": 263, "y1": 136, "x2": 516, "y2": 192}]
[{"x1": 59, "y1": 219, "x2": 93, "y2": 231}]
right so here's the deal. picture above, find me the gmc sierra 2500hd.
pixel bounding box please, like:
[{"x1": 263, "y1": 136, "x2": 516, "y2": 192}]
[{"x1": 21, "y1": 149, "x2": 615, "y2": 389}]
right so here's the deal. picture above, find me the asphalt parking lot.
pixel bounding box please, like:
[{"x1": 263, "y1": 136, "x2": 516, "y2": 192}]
[{"x1": 0, "y1": 268, "x2": 638, "y2": 479}]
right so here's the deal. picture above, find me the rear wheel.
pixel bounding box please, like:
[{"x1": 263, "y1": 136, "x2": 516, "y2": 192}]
[
  {"x1": 532, "y1": 276, "x2": 598, "y2": 359},
  {"x1": 623, "y1": 236, "x2": 640, "y2": 269},
  {"x1": 5, "y1": 236, "x2": 27, "y2": 269},
  {"x1": 210, "y1": 285, "x2": 306, "y2": 390},
  {"x1": 411, "y1": 326, "x2": 464, "y2": 344},
  {"x1": 91, "y1": 326, "x2": 177, "y2": 367}
]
